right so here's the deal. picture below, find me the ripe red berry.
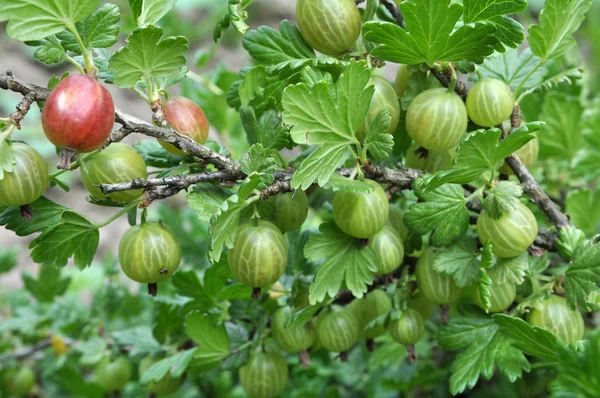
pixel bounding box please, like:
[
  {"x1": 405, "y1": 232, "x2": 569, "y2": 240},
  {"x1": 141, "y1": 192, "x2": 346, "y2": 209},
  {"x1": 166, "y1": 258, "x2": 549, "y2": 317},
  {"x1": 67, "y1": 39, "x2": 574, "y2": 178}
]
[
  {"x1": 160, "y1": 97, "x2": 209, "y2": 155},
  {"x1": 42, "y1": 75, "x2": 115, "y2": 153}
]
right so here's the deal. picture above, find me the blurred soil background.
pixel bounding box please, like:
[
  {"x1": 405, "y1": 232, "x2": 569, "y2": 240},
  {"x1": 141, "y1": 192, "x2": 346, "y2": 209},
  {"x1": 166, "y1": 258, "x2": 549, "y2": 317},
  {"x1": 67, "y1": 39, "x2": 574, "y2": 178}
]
[{"x1": 0, "y1": 0, "x2": 599, "y2": 291}]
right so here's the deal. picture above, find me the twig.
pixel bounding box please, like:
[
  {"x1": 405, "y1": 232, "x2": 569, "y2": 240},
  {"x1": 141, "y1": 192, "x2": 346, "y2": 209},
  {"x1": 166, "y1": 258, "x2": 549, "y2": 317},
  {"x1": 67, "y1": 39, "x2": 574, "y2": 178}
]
[
  {"x1": 0, "y1": 338, "x2": 54, "y2": 362},
  {"x1": 100, "y1": 170, "x2": 236, "y2": 194},
  {"x1": 0, "y1": 72, "x2": 242, "y2": 176},
  {"x1": 0, "y1": 72, "x2": 568, "y2": 251},
  {"x1": 380, "y1": 0, "x2": 405, "y2": 28}
]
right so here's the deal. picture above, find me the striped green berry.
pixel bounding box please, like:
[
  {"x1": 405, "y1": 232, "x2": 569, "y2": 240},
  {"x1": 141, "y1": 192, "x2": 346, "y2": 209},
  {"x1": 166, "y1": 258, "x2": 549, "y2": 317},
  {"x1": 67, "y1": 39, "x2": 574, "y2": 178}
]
[
  {"x1": 139, "y1": 356, "x2": 183, "y2": 395},
  {"x1": 477, "y1": 202, "x2": 538, "y2": 258},
  {"x1": 405, "y1": 143, "x2": 454, "y2": 174},
  {"x1": 499, "y1": 135, "x2": 539, "y2": 175},
  {"x1": 361, "y1": 290, "x2": 392, "y2": 338},
  {"x1": 333, "y1": 179, "x2": 389, "y2": 238},
  {"x1": 80, "y1": 143, "x2": 148, "y2": 204},
  {"x1": 271, "y1": 306, "x2": 314, "y2": 353},
  {"x1": 388, "y1": 308, "x2": 425, "y2": 345},
  {"x1": 466, "y1": 79, "x2": 514, "y2": 128},
  {"x1": 407, "y1": 292, "x2": 434, "y2": 321},
  {"x1": 228, "y1": 220, "x2": 288, "y2": 288},
  {"x1": 0, "y1": 142, "x2": 48, "y2": 207},
  {"x1": 239, "y1": 350, "x2": 289, "y2": 398},
  {"x1": 296, "y1": 0, "x2": 361, "y2": 56},
  {"x1": 272, "y1": 190, "x2": 308, "y2": 233},
  {"x1": 357, "y1": 75, "x2": 401, "y2": 141},
  {"x1": 3, "y1": 367, "x2": 35, "y2": 397},
  {"x1": 387, "y1": 205, "x2": 408, "y2": 240},
  {"x1": 416, "y1": 248, "x2": 463, "y2": 305},
  {"x1": 94, "y1": 357, "x2": 132, "y2": 392},
  {"x1": 370, "y1": 226, "x2": 404, "y2": 275},
  {"x1": 316, "y1": 306, "x2": 360, "y2": 352},
  {"x1": 406, "y1": 88, "x2": 468, "y2": 151},
  {"x1": 395, "y1": 64, "x2": 412, "y2": 97},
  {"x1": 527, "y1": 295, "x2": 584, "y2": 344},
  {"x1": 472, "y1": 278, "x2": 516, "y2": 313},
  {"x1": 118, "y1": 222, "x2": 182, "y2": 284}
]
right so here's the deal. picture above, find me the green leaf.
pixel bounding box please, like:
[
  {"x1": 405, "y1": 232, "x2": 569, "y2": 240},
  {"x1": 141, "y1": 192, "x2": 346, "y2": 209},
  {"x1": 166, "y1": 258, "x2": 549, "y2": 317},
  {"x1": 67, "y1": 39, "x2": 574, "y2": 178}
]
[
  {"x1": 112, "y1": 326, "x2": 162, "y2": 357},
  {"x1": 240, "y1": 143, "x2": 280, "y2": 188},
  {"x1": 242, "y1": 20, "x2": 319, "y2": 72},
  {"x1": 437, "y1": 314, "x2": 530, "y2": 395},
  {"x1": 231, "y1": 67, "x2": 287, "y2": 116},
  {"x1": 364, "y1": 109, "x2": 394, "y2": 161},
  {"x1": 565, "y1": 190, "x2": 600, "y2": 236},
  {"x1": 556, "y1": 227, "x2": 588, "y2": 261},
  {"x1": 186, "y1": 313, "x2": 230, "y2": 370},
  {"x1": 325, "y1": 174, "x2": 375, "y2": 193},
  {"x1": 423, "y1": 124, "x2": 540, "y2": 192},
  {"x1": 132, "y1": 140, "x2": 186, "y2": 168},
  {"x1": 239, "y1": 107, "x2": 290, "y2": 151},
  {"x1": 528, "y1": 0, "x2": 592, "y2": 61},
  {"x1": 363, "y1": 0, "x2": 498, "y2": 66},
  {"x1": 26, "y1": 35, "x2": 67, "y2": 65},
  {"x1": 0, "y1": 196, "x2": 68, "y2": 236},
  {"x1": 283, "y1": 61, "x2": 370, "y2": 146},
  {"x1": 290, "y1": 144, "x2": 349, "y2": 190},
  {"x1": 494, "y1": 252, "x2": 529, "y2": 285},
  {"x1": 75, "y1": 337, "x2": 108, "y2": 366},
  {"x1": 564, "y1": 243, "x2": 600, "y2": 312},
  {"x1": 517, "y1": 68, "x2": 585, "y2": 100},
  {"x1": 305, "y1": 222, "x2": 378, "y2": 304},
  {"x1": 55, "y1": 3, "x2": 120, "y2": 55},
  {"x1": 109, "y1": 25, "x2": 188, "y2": 88},
  {"x1": 0, "y1": 137, "x2": 15, "y2": 180},
  {"x1": 432, "y1": 237, "x2": 481, "y2": 287},
  {"x1": 22, "y1": 265, "x2": 71, "y2": 302},
  {"x1": 550, "y1": 328, "x2": 600, "y2": 397},
  {"x1": 186, "y1": 183, "x2": 233, "y2": 224},
  {"x1": 539, "y1": 94, "x2": 584, "y2": 161},
  {"x1": 0, "y1": 249, "x2": 17, "y2": 274},
  {"x1": 483, "y1": 181, "x2": 523, "y2": 219},
  {"x1": 404, "y1": 183, "x2": 469, "y2": 247},
  {"x1": 134, "y1": 0, "x2": 176, "y2": 27},
  {"x1": 493, "y1": 313, "x2": 559, "y2": 363},
  {"x1": 209, "y1": 175, "x2": 261, "y2": 263},
  {"x1": 29, "y1": 211, "x2": 99, "y2": 270},
  {"x1": 172, "y1": 270, "x2": 215, "y2": 313},
  {"x1": 140, "y1": 348, "x2": 198, "y2": 385},
  {"x1": 463, "y1": 0, "x2": 527, "y2": 51},
  {"x1": 282, "y1": 61, "x2": 374, "y2": 189},
  {"x1": 479, "y1": 48, "x2": 547, "y2": 91},
  {"x1": 0, "y1": 0, "x2": 103, "y2": 41}
]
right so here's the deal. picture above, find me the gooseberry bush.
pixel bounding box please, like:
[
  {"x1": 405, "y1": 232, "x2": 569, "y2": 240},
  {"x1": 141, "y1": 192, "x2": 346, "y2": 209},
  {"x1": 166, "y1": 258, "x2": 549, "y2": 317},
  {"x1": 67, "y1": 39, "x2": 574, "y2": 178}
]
[{"x1": 1, "y1": 0, "x2": 600, "y2": 397}]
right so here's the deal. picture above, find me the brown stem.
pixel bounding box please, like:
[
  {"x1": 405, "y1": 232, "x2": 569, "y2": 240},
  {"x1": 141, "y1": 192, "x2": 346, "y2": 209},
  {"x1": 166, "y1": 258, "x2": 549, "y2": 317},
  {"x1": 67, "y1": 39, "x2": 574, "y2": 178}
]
[
  {"x1": 298, "y1": 349, "x2": 311, "y2": 368},
  {"x1": 19, "y1": 204, "x2": 33, "y2": 221},
  {"x1": 366, "y1": 338, "x2": 375, "y2": 352},
  {"x1": 252, "y1": 287, "x2": 262, "y2": 300},
  {"x1": 406, "y1": 344, "x2": 417, "y2": 363},
  {"x1": 57, "y1": 148, "x2": 77, "y2": 170},
  {"x1": 147, "y1": 283, "x2": 158, "y2": 297},
  {"x1": 440, "y1": 305, "x2": 450, "y2": 325},
  {"x1": 10, "y1": 91, "x2": 36, "y2": 129},
  {"x1": 339, "y1": 351, "x2": 348, "y2": 362}
]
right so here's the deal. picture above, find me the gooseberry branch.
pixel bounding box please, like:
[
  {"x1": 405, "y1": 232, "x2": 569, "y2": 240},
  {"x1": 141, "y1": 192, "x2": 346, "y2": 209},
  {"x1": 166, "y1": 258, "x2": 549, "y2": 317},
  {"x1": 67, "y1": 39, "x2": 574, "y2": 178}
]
[{"x1": 0, "y1": 70, "x2": 568, "y2": 250}]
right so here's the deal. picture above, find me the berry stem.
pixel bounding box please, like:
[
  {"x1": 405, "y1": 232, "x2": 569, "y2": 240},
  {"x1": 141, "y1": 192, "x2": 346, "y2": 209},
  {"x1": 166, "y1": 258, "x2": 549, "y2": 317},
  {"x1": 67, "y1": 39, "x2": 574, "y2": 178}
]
[
  {"x1": 298, "y1": 350, "x2": 311, "y2": 368},
  {"x1": 66, "y1": 23, "x2": 96, "y2": 76},
  {"x1": 147, "y1": 283, "x2": 158, "y2": 297},
  {"x1": 406, "y1": 344, "x2": 417, "y2": 362},
  {"x1": 19, "y1": 204, "x2": 33, "y2": 222},
  {"x1": 94, "y1": 200, "x2": 142, "y2": 230}
]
